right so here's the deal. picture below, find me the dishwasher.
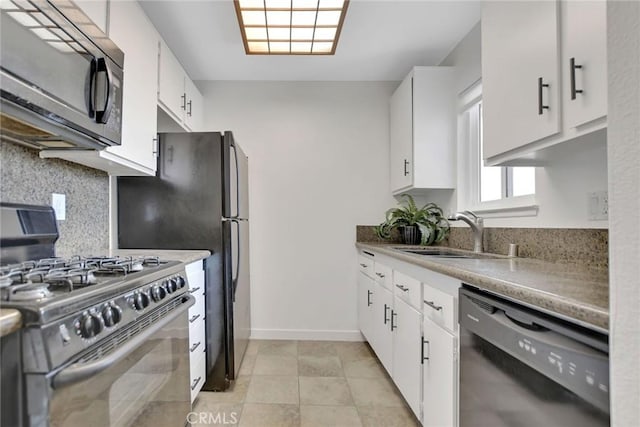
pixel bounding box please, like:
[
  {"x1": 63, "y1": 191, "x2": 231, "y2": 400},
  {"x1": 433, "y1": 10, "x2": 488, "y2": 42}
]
[{"x1": 459, "y1": 285, "x2": 609, "y2": 427}]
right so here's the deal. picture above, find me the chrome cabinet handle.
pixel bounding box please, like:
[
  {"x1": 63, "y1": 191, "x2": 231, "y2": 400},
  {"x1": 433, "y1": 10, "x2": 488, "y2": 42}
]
[
  {"x1": 375, "y1": 272, "x2": 385, "y2": 278},
  {"x1": 391, "y1": 310, "x2": 397, "y2": 330},
  {"x1": 395, "y1": 284, "x2": 409, "y2": 292},
  {"x1": 359, "y1": 263, "x2": 368, "y2": 268},
  {"x1": 538, "y1": 77, "x2": 550, "y2": 115},
  {"x1": 367, "y1": 290, "x2": 372, "y2": 307},
  {"x1": 189, "y1": 287, "x2": 201, "y2": 294},
  {"x1": 569, "y1": 57, "x2": 583, "y2": 100},
  {"x1": 403, "y1": 159, "x2": 410, "y2": 176},
  {"x1": 421, "y1": 336, "x2": 429, "y2": 363},
  {"x1": 191, "y1": 376, "x2": 202, "y2": 390},
  {"x1": 190, "y1": 342, "x2": 201, "y2": 352},
  {"x1": 383, "y1": 303, "x2": 390, "y2": 324},
  {"x1": 424, "y1": 300, "x2": 443, "y2": 311},
  {"x1": 189, "y1": 314, "x2": 200, "y2": 323}
]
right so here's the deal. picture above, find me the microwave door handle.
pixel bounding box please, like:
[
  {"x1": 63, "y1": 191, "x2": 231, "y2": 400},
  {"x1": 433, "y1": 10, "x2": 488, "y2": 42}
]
[
  {"x1": 94, "y1": 57, "x2": 114, "y2": 124},
  {"x1": 51, "y1": 295, "x2": 194, "y2": 389}
]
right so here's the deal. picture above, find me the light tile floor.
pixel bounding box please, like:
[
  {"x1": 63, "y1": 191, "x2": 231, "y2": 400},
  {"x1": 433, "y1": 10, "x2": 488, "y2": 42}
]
[{"x1": 193, "y1": 340, "x2": 420, "y2": 427}]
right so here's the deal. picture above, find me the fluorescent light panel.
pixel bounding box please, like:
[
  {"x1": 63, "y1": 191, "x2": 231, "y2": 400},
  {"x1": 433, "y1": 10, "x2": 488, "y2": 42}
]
[{"x1": 235, "y1": 0, "x2": 349, "y2": 55}]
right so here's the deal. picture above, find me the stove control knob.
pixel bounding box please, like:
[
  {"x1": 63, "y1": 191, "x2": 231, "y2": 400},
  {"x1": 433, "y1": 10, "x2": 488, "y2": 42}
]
[
  {"x1": 150, "y1": 285, "x2": 167, "y2": 302},
  {"x1": 176, "y1": 276, "x2": 186, "y2": 289},
  {"x1": 166, "y1": 278, "x2": 178, "y2": 294},
  {"x1": 133, "y1": 292, "x2": 150, "y2": 311},
  {"x1": 102, "y1": 303, "x2": 122, "y2": 327},
  {"x1": 79, "y1": 312, "x2": 102, "y2": 339}
]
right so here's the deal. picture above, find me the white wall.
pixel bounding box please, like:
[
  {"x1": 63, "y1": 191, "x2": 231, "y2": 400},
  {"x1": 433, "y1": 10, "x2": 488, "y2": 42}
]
[
  {"x1": 607, "y1": 1, "x2": 640, "y2": 423},
  {"x1": 198, "y1": 81, "x2": 397, "y2": 340},
  {"x1": 438, "y1": 22, "x2": 609, "y2": 229}
]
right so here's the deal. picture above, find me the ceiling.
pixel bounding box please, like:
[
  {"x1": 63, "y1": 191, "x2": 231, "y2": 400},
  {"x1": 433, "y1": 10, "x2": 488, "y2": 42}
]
[{"x1": 140, "y1": 0, "x2": 481, "y2": 81}]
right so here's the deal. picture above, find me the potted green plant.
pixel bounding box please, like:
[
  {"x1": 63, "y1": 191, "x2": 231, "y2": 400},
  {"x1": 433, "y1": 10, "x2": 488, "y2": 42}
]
[{"x1": 374, "y1": 195, "x2": 450, "y2": 245}]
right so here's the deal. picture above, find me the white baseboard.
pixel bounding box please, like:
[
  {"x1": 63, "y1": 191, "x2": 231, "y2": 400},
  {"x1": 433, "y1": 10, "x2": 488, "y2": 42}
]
[{"x1": 250, "y1": 328, "x2": 364, "y2": 342}]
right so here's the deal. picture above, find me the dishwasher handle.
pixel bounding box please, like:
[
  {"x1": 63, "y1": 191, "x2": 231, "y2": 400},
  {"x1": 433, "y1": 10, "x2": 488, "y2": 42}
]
[{"x1": 52, "y1": 294, "x2": 195, "y2": 389}]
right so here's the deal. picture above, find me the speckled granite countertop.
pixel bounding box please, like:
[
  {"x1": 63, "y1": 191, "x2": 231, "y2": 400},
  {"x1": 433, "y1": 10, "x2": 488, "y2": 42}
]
[
  {"x1": 113, "y1": 249, "x2": 211, "y2": 265},
  {"x1": 356, "y1": 243, "x2": 609, "y2": 332},
  {"x1": 0, "y1": 309, "x2": 22, "y2": 337}
]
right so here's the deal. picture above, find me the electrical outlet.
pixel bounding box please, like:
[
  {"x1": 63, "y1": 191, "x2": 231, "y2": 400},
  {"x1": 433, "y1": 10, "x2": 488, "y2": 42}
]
[
  {"x1": 52, "y1": 193, "x2": 66, "y2": 220},
  {"x1": 587, "y1": 191, "x2": 608, "y2": 221}
]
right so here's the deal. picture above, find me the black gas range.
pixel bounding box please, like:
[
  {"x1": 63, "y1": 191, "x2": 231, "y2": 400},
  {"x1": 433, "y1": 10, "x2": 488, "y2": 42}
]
[{"x1": 0, "y1": 203, "x2": 194, "y2": 427}]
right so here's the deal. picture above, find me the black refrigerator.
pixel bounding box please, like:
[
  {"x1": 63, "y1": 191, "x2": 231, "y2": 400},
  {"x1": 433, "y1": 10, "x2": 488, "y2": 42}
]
[{"x1": 117, "y1": 131, "x2": 250, "y2": 391}]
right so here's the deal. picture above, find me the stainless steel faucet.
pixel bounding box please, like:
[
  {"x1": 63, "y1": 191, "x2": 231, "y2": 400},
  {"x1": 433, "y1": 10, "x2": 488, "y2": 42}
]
[{"x1": 448, "y1": 211, "x2": 484, "y2": 253}]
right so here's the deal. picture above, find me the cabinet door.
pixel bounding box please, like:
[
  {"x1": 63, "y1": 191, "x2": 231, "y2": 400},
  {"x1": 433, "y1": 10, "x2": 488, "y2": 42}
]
[
  {"x1": 357, "y1": 272, "x2": 375, "y2": 345},
  {"x1": 422, "y1": 317, "x2": 457, "y2": 427},
  {"x1": 184, "y1": 78, "x2": 203, "y2": 132},
  {"x1": 389, "y1": 74, "x2": 413, "y2": 192},
  {"x1": 562, "y1": 0, "x2": 607, "y2": 129},
  {"x1": 392, "y1": 297, "x2": 422, "y2": 420},
  {"x1": 158, "y1": 39, "x2": 186, "y2": 123},
  {"x1": 107, "y1": 1, "x2": 158, "y2": 172},
  {"x1": 373, "y1": 283, "x2": 393, "y2": 374},
  {"x1": 482, "y1": 1, "x2": 561, "y2": 160}
]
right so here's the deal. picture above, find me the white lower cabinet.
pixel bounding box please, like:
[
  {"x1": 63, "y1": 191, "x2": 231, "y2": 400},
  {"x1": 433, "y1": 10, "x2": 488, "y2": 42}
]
[
  {"x1": 186, "y1": 260, "x2": 206, "y2": 403},
  {"x1": 357, "y1": 272, "x2": 376, "y2": 344},
  {"x1": 356, "y1": 251, "x2": 460, "y2": 426},
  {"x1": 422, "y1": 316, "x2": 458, "y2": 427},
  {"x1": 392, "y1": 296, "x2": 423, "y2": 420},
  {"x1": 373, "y1": 282, "x2": 394, "y2": 374}
]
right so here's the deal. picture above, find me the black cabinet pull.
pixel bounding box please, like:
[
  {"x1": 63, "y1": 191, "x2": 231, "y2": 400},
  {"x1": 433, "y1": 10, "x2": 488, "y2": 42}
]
[
  {"x1": 383, "y1": 303, "x2": 390, "y2": 324},
  {"x1": 367, "y1": 290, "x2": 373, "y2": 307},
  {"x1": 187, "y1": 100, "x2": 193, "y2": 117},
  {"x1": 538, "y1": 77, "x2": 550, "y2": 115},
  {"x1": 391, "y1": 310, "x2": 397, "y2": 330},
  {"x1": 189, "y1": 314, "x2": 201, "y2": 323},
  {"x1": 421, "y1": 337, "x2": 429, "y2": 363},
  {"x1": 403, "y1": 159, "x2": 410, "y2": 176},
  {"x1": 181, "y1": 93, "x2": 187, "y2": 110},
  {"x1": 190, "y1": 342, "x2": 201, "y2": 352},
  {"x1": 570, "y1": 57, "x2": 583, "y2": 100},
  {"x1": 191, "y1": 376, "x2": 202, "y2": 390},
  {"x1": 189, "y1": 287, "x2": 201, "y2": 294}
]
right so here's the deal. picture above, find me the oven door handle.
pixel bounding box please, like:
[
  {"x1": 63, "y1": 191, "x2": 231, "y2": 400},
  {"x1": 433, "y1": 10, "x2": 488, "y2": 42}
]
[{"x1": 52, "y1": 295, "x2": 195, "y2": 389}]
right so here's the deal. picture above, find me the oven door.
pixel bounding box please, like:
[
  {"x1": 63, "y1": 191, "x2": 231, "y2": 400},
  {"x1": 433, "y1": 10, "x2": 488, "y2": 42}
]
[
  {"x1": 0, "y1": 0, "x2": 123, "y2": 148},
  {"x1": 43, "y1": 296, "x2": 193, "y2": 427}
]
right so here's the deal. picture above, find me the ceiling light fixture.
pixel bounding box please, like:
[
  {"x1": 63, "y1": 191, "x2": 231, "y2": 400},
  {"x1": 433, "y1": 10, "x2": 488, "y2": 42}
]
[{"x1": 234, "y1": 0, "x2": 349, "y2": 55}]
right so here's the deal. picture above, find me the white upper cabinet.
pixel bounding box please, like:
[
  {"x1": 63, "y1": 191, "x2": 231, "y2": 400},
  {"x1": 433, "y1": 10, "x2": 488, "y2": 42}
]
[
  {"x1": 389, "y1": 67, "x2": 456, "y2": 194},
  {"x1": 562, "y1": 0, "x2": 607, "y2": 129},
  {"x1": 41, "y1": 0, "x2": 159, "y2": 175},
  {"x1": 482, "y1": 0, "x2": 607, "y2": 166},
  {"x1": 482, "y1": 1, "x2": 561, "y2": 161},
  {"x1": 158, "y1": 40, "x2": 203, "y2": 132}
]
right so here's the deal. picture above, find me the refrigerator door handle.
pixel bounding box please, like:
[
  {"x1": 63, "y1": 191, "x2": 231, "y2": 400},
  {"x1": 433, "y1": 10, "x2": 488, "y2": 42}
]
[
  {"x1": 230, "y1": 141, "x2": 240, "y2": 219},
  {"x1": 231, "y1": 219, "x2": 240, "y2": 301}
]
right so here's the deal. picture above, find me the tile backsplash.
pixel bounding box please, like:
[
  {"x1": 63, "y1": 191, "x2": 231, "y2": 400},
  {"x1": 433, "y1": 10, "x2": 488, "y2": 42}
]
[
  {"x1": 356, "y1": 225, "x2": 609, "y2": 269},
  {"x1": 0, "y1": 141, "x2": 109, "y2": 257}
]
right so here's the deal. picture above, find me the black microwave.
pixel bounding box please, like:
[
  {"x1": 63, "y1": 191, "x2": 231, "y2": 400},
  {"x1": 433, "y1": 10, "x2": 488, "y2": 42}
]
[{"x1": 0, "y1": 0, "x2": 124, "y2": 150}]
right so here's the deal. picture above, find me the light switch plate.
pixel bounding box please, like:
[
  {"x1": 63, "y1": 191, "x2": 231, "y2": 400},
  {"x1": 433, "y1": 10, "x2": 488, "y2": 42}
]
[
  {"x1": 52, "y1": 193, "x2": 66, "y2": 220},
  {"x1": 588, "y1": 190, "x2": 608, "y2": 221}
]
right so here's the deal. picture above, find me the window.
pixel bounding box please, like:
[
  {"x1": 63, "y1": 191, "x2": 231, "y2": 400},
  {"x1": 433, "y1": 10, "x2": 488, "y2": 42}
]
[{"x1": 458, "y1": 82, "x2": 536, "y2": 214}]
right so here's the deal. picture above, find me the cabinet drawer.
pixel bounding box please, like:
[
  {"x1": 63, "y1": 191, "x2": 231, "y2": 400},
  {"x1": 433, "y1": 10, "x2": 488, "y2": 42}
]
[
  {"x1": 393, "y1": 271, "x2": 421, "y2": 310},
  {"x1": 189, "y1": 316, "x2": 206, "y2": 355},
  {"x1": 189, "y1": 351, "x2": 206, "y2": 403},
  {"x1": 423, "y1": 284, "x2": 457, "y2": 333},
  {"x1": 188, "y1": 293, "x2": 205, "y2": 325},
  {"x1": 358, "y1": 254, "x2": 374, "y2": 278},
  {"x1": 373, "y1": 263, "x2": 392, "y2": 290}
]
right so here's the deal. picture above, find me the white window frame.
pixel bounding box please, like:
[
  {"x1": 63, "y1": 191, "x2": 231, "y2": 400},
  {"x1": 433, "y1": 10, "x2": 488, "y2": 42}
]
[{"x1": 456, "y1": 80, "x2": 538, "y2": 218}]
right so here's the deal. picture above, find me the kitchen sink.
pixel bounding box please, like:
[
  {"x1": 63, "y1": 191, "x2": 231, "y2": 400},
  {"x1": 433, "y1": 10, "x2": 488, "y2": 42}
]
[{"x1": 394, "y1": 248, "x2": 504, "y2": 259}]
